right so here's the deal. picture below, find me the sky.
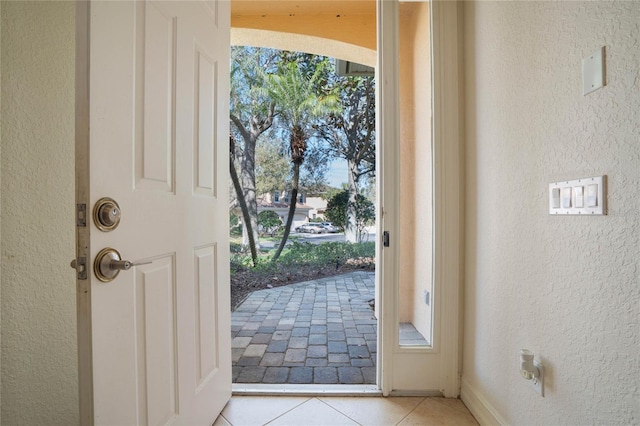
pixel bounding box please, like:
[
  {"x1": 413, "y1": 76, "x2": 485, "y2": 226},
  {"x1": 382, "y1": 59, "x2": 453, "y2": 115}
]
[{"x1": 327, "y1": 158, "x2": 348, "y2": 188}]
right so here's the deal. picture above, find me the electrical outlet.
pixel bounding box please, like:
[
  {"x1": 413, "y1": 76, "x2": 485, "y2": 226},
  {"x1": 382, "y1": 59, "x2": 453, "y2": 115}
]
[{"x1": 529, "y1": 359, "x2": 544, "y2": 397}]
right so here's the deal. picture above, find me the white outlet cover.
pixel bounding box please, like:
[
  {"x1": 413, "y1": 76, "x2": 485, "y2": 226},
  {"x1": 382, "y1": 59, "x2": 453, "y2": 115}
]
[
  {"x1": 529, "y1": 359, "x2": 544, "y2": 397},
  {"x1": 583, "y1": 46, "x2": 605, "y2": 95}
]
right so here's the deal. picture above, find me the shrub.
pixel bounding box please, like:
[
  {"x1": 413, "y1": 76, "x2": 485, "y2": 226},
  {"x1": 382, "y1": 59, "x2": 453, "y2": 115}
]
[
  {"x1": 230, "y1": 241, "x2": 375, "y2": 276},
  {"x1": 258, "y1": 210, "x2": 282, "y2": 236},
  {"x1": 324, "y1": 190, "x2": 375, "y2": 231}
]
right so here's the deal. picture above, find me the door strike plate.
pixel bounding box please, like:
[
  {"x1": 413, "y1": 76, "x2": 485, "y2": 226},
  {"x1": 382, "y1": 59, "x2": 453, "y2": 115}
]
[
  {"x1": 383, "y1": 231, "x2": 390, "y2": 247},
  {"x1": 76, "y1": 204, "x2": 87, "y2": 227}
]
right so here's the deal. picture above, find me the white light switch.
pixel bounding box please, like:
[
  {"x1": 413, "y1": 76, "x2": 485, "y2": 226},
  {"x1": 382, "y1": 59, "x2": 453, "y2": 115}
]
[
  {"x1": 562, "y1": 187, "x2": 572, "y2": 208},
  {"x1": 551, "y1": 188, "x2": 561, "y2": 208},
  {"x1": 586, "y1": 184, "x2": 598, "y2": 207},
  {"x1": 549, "y1": 176, "x2": 606, "y2": 215},
  {"x1": 574, "y1": 186, "x2": 584, "y2": 208},
  {"x1": 583, "y1": 46, "x2": 605, "y2": 95}
]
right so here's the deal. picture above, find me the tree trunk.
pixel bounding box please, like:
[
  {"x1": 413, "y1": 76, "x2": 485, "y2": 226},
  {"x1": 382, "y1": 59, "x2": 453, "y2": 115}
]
[
  {"x1": 345, "y1": 159, "x2": 359, "y2": 243},
  {"x1": 230, "y1": 150, "x2": 257, "y2": 266},
  {"x1": 240, "y1": 138, "x2": 260, "y2": 252},
  {"x1": 271, "y1": 164, "x2": 300, "y2": 262}
]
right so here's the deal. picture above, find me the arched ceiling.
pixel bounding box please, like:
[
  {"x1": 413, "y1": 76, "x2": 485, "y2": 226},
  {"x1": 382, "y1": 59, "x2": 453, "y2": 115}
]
[{"x1": 230, "y1": 0, "x2": 376, "y2": 66}]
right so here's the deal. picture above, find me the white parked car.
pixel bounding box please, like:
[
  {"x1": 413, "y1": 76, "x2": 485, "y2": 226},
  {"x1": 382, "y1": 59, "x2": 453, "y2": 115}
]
[
  {"x1": 319, "y1": 222, "x2": 339, "y2": 233},
  {"x1": 295, "y1": 223, "x2": 327, "y2": 234}
]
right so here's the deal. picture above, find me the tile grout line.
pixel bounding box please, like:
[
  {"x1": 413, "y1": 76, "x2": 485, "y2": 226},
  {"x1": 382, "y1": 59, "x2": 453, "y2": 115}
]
[
  {"x1": 393, "y1": 397, "x2": 427, "y2": 425},
  {"x1": 261, "y1": 396, "x2": 314, "y2": 425},
  {"x1": 315, "y1": 397, "x2": 364, "y2": 426}
]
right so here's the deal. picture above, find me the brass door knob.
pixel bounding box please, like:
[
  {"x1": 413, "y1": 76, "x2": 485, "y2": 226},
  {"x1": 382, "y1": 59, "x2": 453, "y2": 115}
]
[{"x1": 93, "y1": 248, "x2": 151, "y2": 282}]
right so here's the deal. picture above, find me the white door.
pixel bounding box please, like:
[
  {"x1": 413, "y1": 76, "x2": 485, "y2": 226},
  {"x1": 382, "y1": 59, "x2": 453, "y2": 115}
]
[{"x1": 74, "y1": 1, "x2": 231, "y2": 424}]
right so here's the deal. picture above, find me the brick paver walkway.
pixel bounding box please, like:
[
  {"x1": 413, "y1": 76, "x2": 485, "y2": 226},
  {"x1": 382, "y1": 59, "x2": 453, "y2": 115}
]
[{"x1": 231, "y1": 271, "x2": 377, "y2": 385}]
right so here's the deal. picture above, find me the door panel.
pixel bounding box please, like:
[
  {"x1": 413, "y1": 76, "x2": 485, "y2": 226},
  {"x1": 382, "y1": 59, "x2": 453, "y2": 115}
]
[
  {"x1": 75, "y1": 1, "x2": 231, "y2": 424},
  {"x1": 194, "y1": 244, "x2": 219, "y2": 387},
  {"x1": 135, "y1": 1, "x2": 176, "y2": 193},
  {"x1": 134, "y1": 257, "x2": 178, "y2": 426}
]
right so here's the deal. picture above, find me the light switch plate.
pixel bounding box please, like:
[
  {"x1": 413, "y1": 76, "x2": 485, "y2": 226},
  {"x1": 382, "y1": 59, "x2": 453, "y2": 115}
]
[
  {"x1": 583, "y1": 46, "x2": 605, "y2": 95},
  {"x1": 549, "y1": 175, "x2": 607, "y2": 215}
]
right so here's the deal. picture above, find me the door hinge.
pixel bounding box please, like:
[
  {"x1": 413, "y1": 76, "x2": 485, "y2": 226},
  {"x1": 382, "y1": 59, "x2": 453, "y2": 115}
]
[
  {"x1": 76, "y1": 203, "x2": 87, "y2": 227},
  {"x1": 383, "y1": 231, "x2": 390, "y2": 247}
]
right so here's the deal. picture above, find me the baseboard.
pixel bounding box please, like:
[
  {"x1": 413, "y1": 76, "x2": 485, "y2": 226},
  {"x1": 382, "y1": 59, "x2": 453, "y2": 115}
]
[{"x1": 460, "y1": 377, "x2": 508, "y2": 426}]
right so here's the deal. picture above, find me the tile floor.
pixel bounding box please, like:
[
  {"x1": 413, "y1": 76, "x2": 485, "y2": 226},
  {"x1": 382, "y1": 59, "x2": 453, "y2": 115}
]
[{"x1": 214, "y1": 395, "x2": 479, "y2": 426}]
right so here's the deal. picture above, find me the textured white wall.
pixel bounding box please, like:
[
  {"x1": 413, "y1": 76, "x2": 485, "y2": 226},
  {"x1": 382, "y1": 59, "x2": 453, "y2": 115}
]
[
  {"x1": 1, "y1": 2, "x2": 78, "y2": 424},
  {"x1": 463, "y1": 1, "x2": 640, "y2": 424}
]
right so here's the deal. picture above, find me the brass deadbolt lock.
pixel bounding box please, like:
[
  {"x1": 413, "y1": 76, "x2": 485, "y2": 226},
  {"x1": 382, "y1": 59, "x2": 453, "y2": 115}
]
[{"x1": 93, "y1": 197, "x2": 121, "y2": 231}]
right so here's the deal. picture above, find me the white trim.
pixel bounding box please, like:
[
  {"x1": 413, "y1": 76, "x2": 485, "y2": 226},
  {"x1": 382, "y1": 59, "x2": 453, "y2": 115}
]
[
  {"x1": 376, "y1": 0, "x2": 464, "y2": 396},
  {"x1": 376, "y1": 0, "x2": 400, "y2": 397},
  {"x1": 232, "y1": 384, "x2": 381, "y2": 396},
  {"x1": 460, "y1": 377, "x2": 509, "y2": 426},
  {"x1": 431, "y1": 0, "x2": 464, "y2": 397}
]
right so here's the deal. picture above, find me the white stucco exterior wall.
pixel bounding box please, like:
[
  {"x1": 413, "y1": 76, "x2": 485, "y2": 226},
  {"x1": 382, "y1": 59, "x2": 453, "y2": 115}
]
[
  {"x1": 1, "y1": 2, "x2": 78, "y2": 424},
  {"x1": 463, "y1": 2, "x2": 640, "y2": 424}
]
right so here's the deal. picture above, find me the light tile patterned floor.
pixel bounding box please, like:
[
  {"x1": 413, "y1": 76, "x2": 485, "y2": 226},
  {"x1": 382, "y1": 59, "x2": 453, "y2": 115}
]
[{"x1": 215, "y1": 396, "x2": 479, "y2": 426}]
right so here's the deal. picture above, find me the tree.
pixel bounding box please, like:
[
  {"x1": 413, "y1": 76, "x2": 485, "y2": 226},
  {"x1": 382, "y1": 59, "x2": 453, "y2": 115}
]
[
  {"x1": 267, "y1": 58, "x2": 341, "y2": 262},
  {"x1": 254, "y1": 134, "x2": 290, "y2": 196},
  {"x1": 258, "y1": 210, "x2": 282, "y2": 236},
  {"x1": 325, "y1": 190, "x2": 375, "y2": 242},
  {"x1": 229, "y1": 47, "x2": 278, "y2": 252},
  {"x1": 320, "y1": 74, "x2": 376, "y2": 242},
  {"x1": 229, "y1": 135, "x2": 257, "y2": 265}
]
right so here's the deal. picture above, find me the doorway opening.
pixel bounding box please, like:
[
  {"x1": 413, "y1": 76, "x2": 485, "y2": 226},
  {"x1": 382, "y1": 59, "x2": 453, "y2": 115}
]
[
  {"x1": 228, "y1": 48, "x2": 379, "y2": 386},
  {"x1": 228, "y1": 0, "x2": 435, "y2": 392}
]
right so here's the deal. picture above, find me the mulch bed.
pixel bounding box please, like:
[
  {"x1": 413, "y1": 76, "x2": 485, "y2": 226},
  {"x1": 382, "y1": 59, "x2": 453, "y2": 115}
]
[{"x1": 231, "y1": 260, "x2": 375, "y2": 311}]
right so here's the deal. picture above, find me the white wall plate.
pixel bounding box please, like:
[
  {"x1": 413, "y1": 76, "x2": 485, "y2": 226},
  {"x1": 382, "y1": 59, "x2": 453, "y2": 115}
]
[
  {"x1": 583, "y1": 46, "x2": 605, "y2": 95},
  {"x1": 549, "y1": 176, "x2": 607, "y2": 215}
]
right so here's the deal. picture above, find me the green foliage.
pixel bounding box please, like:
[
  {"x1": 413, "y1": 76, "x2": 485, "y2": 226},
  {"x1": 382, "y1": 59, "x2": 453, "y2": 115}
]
[
  {"x1": 229, "y1": 213, "x2": 239, "y2": 227},
  {"x1": 230, "y1": 241, "x2": 375, "y2": 275},
  {"x1": 277, "y1": 241, "x2": 374, "y2": 266},
  {"x1": 267, "y1": 60, "x2": 341, "y2": 142},
  {"x1": 258, "y1": 210, "x2": 282, "y2": 236},
  {"x1": 229, "y1": 213, "x2": 242, "y2": 237},
  {"x1": 255, "y1": 135, "x2": 290, "y2": 195},
  {"x1": 324, "y1": 190, "x2": 375, "y2": 231},
  {"x1": 229, "y1": 46, "x2": 278, "y2": 126},
  {"x1": 324, "y1": 190, "x2": 349, "y2": 229},
  {"x1": 322, "y1": 186, "x2": 343, "y2": 201}
]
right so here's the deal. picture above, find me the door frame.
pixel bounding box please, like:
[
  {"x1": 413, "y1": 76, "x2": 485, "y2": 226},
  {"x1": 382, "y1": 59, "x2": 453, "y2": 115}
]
[
  {"x1": 75, "y1": 1, "x2": 93, "y2": 421},
  {"x1": 229, "y1": 0, "x2": 464, "y2": 396},
  {"x1": 377, "y1": 0, "x2": 464, "y2": 396}
]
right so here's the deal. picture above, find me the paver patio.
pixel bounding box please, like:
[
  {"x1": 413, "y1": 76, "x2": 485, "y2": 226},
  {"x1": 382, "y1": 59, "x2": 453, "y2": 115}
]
[{"x1": 231, "y1": 271, "x2": 377, "y2": 385}]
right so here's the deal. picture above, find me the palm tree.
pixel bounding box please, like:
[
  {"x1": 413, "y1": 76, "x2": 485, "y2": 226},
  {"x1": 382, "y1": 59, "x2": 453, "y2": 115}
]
[{"x1": 268, "y1": 59, "x2": 341, "y2": 261}]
